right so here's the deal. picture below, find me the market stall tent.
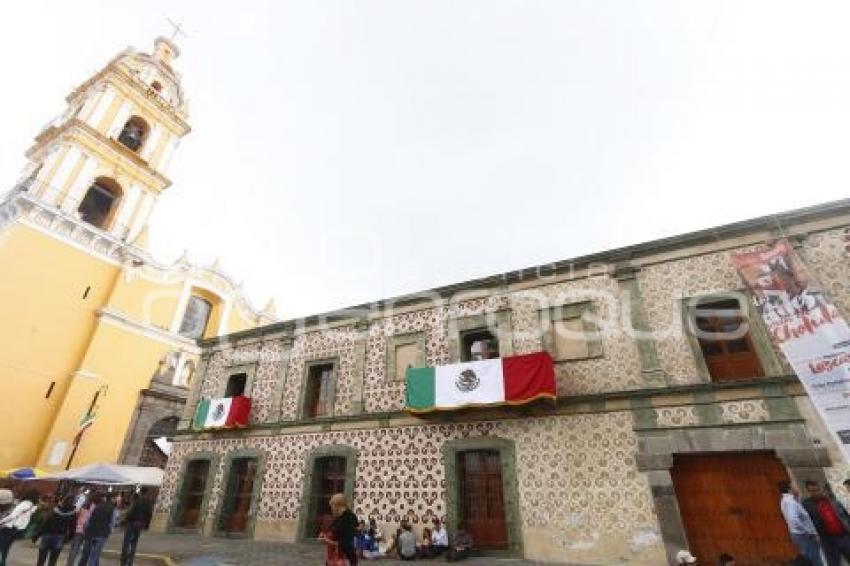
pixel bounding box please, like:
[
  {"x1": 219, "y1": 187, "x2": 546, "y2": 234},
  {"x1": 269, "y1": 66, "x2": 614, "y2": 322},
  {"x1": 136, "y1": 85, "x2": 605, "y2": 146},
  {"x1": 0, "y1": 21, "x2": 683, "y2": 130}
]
[{"x1": 44, "y1": 463, "x2": 164, "y2": 486}]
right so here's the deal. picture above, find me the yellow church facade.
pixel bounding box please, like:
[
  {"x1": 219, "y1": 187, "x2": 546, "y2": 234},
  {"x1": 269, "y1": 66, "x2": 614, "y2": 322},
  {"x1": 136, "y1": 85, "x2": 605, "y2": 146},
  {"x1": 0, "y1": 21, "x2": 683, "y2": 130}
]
[{"x1": 0, "y1": 38, "x2": 274, "y2": 471}]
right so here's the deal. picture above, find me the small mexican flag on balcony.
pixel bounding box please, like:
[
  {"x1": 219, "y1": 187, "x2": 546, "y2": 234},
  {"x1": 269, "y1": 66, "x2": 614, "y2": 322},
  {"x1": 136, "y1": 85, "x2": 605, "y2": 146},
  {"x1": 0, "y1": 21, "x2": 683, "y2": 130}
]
[
  {"x1": 405, "y1": 351, "x2": 556, "y2": 413},
  {"x1": 193, "y1": 396, "x2": 252, "y2": 430}
]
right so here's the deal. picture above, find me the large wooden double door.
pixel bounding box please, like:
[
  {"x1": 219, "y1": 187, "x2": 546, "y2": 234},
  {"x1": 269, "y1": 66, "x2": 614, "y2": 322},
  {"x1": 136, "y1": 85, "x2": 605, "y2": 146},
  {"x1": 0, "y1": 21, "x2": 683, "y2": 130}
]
[
  {"x1": 177, "y1": 460, "x2": 210, "y2": 529},
  {"x1": 310, "y1": 456, "x2": 347, "y2": 537},
  {"x1": 218, "y1": 457, "x2": 258, "y2": 534},
  {"x1": 671, "y1": 452, "x2": 796, "y2": 565},
  {"x1": 458, "y1": 450, "x2": 508, "y2": 550}
]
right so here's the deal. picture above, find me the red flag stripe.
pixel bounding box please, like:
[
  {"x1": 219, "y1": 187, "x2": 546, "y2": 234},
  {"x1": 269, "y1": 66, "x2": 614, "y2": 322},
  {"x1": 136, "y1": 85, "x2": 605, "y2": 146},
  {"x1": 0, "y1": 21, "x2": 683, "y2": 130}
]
[{"x1": 502, "y1": 351, "x2": 557, "y2": 402}]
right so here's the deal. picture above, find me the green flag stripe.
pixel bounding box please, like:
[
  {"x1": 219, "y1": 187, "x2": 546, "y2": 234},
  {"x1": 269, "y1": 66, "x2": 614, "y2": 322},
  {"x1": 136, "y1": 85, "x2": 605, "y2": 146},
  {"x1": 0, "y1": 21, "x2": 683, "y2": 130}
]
[
  {"x1": 406, "y1": 367, "x2": 436, "y2": 410},
  {"x1": 193, "y1": 399, "x2": 210, "y2": 430}
]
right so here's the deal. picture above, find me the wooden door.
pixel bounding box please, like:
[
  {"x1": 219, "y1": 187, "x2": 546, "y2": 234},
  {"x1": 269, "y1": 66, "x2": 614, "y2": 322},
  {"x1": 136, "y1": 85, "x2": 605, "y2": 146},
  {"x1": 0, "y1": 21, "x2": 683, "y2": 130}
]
[
  {"x1": 178, "y1": 460, "x2": 210, "y2": 528},
  {"x1": 311, "y1": 456, "x2": 347, "y2": 537},
  {"x1": 218, "y1": 458, "x2": 258, "y2": 533},
  {"x1": 458, "y1": 450, "x2": 508, "y2": 549},
  {"x1": 671, "y1": 452, "x2": 796, "y2": 565}
]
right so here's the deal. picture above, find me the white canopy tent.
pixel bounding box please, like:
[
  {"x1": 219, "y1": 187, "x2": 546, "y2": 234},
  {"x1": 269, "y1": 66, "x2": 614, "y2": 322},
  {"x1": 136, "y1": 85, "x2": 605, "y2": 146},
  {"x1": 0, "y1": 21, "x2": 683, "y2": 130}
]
[{"x1": 44, "y1": 463, "x2": 164, "y2": 486}]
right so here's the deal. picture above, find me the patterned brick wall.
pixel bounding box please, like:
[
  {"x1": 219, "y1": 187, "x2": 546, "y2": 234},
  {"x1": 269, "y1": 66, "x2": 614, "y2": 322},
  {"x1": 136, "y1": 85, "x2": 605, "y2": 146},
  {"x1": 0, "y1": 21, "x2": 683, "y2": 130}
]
[
  {"x1": 507, "y1": 277, "x2": 643, "y2": 396},
  {"x1": 193, "y1": 226, "x2": 850, "y2": 423},
  {"x1": 159, "y1": 411, "x2": 659, "y2": 556}
]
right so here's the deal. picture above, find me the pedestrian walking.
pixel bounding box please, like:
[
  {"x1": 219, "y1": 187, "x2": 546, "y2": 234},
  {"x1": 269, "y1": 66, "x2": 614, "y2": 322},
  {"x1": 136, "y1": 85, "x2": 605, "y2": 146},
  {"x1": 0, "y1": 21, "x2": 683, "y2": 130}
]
[
  {"x1": 81, "y1": 493, "x2": 115, "y2": 566},
  {"x1": 36, "y1": 495, "x2": 77, "y2": 566},
  {"x1": 802, "y1": 481, "x2": 850, "y2": 566},
  {"x1": 0, "y1": 489, "x2": 39, "y2": 566},
  {"x1": 65, "y1": 493, "x2": 94, "y2": 566},
  {"x1": 120, "y1": 488, "x2": 153, "y2": 566},
  {"x1": 779, "y1": 481, "x2": 824, "y2": 566},
  {"x1": 321, "y1": 493, "x2": 358, "y2": 566}
]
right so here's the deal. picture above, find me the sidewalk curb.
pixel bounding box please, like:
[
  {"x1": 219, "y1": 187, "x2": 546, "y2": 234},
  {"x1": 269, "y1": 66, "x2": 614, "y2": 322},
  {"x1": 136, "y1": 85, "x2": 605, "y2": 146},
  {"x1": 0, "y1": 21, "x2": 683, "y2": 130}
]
[{"x1": 103, "y1": 549, "x2": 176, "y2": 565}]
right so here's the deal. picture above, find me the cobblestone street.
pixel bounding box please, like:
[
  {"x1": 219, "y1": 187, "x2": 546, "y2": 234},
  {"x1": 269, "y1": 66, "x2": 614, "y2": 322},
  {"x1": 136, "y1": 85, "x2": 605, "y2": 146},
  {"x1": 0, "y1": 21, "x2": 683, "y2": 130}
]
[{"x1": 7, "y1": 532, "x2": 562, "y2": 565}]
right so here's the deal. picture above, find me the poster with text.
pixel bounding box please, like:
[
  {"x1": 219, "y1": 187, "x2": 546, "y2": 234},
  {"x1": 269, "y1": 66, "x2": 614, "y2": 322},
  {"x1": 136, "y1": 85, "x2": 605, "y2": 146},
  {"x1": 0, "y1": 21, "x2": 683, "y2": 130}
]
[{"x1": 733, "y1": 239, "x2": 850, "y2": 461}]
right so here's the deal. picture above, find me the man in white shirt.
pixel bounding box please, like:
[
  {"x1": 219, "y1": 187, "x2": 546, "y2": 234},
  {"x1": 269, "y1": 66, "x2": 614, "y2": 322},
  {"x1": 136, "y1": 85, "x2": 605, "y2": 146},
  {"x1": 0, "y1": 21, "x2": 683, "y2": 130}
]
[
  {"x1": 780, "y1": 481, "x2": 824, "y2": 566},
  {"x1": 430, "y1": 517, "x2": 448, "y2": 557}
]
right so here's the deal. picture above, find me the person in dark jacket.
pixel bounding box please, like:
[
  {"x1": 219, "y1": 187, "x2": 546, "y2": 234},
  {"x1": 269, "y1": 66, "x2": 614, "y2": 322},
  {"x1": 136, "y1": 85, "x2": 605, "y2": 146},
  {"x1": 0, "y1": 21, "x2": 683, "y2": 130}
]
[
  {"x1": 802, "y1": 481, "x2": 850, "y2": 566},
  {"x1": 37, "y1": 495, "x2": 76, "y2": 566},
  {"x1": 120, "y1": 489, "x2": 153, "y2": 566},
  {"x1": 81, "y1": 493, "x2": 115, "y2": 566},
  {"x1": 326, "y1": 493, "x2": 358, "y2": 565}
]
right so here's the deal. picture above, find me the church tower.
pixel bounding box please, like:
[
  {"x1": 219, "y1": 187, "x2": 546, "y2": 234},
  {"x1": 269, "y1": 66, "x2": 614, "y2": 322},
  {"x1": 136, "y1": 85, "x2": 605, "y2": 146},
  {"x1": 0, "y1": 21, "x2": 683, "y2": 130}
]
[
  {"x1": 0, "y1": 38, "x2": 274, "y2": 471},
  {"x1": 18, "y1": 36, "x2": 188, "y2": 245}
]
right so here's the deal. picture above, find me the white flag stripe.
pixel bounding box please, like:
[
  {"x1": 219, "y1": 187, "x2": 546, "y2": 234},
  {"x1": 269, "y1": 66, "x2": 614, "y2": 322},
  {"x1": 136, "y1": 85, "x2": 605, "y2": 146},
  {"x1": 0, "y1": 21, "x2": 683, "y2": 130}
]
[
  {"x1": 434, "y1": 358, "x2": 505, "y2": 408},
  {"x1": 205, "y1": 397, "x2": 232, "y2": 428}
]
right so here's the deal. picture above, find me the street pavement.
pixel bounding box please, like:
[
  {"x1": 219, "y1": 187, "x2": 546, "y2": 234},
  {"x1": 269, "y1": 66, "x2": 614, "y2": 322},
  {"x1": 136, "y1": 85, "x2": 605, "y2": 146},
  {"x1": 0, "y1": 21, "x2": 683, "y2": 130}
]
[{"x1": 6, "y1": 531, "x2": 558, "y2": 565}]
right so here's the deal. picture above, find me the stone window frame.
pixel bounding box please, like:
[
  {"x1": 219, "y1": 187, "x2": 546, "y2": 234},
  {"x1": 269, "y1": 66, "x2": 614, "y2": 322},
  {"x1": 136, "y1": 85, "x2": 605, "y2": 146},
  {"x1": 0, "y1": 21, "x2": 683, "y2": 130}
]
[
  {"x1": 539, "y1": 301, "x2": 604, "y2": 362},
  {"x1": 220, "y1": 362, "x2": 258, "y2": 398},
  {"x1": 211, "y1": 448, "x2": 267, "y2": 539},
  {"x1": 168, "y1": 451, "x2": 220, "y2": 534},
  {"x1": 296, "y1": 444, "x2": 359, "y2": 542},
  {"x1": 448, "y1": 311, "x2": 514, "y2": 363},
  {"x1": 442, "y1": 436, "x2": 523, "y2": 556},
  {"x1": 297, "y1": 357, "x2": 340, "y2": 420},
  {"x1": 385, "y1": 331, "x2": 427, "y2": 383},
  {"x1": 681, "y1": 291, "x2": 783, "y2": 383}
]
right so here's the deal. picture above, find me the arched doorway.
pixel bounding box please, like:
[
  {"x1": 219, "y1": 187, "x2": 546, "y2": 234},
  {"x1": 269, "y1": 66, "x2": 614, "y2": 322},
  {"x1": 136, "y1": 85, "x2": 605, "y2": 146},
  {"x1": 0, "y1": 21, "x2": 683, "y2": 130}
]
[{"x1": 138, "y1": 416, "x2": 179, "y2": 469}]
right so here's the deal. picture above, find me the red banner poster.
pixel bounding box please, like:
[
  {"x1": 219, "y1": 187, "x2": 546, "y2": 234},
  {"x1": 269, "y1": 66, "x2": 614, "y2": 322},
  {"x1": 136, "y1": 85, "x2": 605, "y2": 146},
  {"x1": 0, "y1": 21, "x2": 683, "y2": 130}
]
[{"x1": 733, "y1": 239, "x2": 850, "y2": 460}]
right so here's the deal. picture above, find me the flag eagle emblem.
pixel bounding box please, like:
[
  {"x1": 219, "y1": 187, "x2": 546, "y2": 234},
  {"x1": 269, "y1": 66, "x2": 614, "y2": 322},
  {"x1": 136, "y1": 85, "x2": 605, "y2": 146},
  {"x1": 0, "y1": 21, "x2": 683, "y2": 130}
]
[{"x1": 455, "y1": 369, "x2": 480, "y2": 392}]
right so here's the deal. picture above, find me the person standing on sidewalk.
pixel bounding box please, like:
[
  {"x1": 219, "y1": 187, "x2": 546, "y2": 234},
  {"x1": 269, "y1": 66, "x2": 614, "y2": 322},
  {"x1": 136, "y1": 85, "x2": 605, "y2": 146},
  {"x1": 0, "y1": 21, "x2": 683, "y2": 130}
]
[
  {"x1": 779, "y1": 481, "x2": 824, "y2": 566},
  {"x1": 36, "y1": 495, "x2": 77, "y2": 566},
  {"x1": 82, "y1": 493, "x2": 115, "y2": 566},
  {"x1": 120, "y1": 489, "x2": 153, "y2": 566},
  {"x1": 66, "y1": 494, "x2": 94, "y2": 566},
  {"x1": 802, "y1": 481, "x2": 850, "y2": 566},
  {"x1": 0, "y1": 489, "x2": 38, "y2": 566}
]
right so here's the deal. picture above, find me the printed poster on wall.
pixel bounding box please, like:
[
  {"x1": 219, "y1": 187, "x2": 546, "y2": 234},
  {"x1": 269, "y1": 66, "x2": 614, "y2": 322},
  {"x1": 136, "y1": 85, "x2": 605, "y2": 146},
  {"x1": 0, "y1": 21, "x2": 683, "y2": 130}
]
[{"x1": 732, "y1": 239, "x2": 850, "y2": 461}]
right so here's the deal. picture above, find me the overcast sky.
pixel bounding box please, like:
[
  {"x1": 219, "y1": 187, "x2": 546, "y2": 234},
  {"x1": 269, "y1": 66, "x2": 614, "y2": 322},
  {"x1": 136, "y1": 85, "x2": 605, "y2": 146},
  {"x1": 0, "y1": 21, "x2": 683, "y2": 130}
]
[{"x1": 2, "y1": 1, "x2": 849, "y2": 318}]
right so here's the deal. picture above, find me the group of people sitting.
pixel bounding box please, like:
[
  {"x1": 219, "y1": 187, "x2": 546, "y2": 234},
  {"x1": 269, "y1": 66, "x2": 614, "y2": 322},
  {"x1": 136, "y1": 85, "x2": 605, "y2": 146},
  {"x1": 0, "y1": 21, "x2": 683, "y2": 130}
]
[
  {"x1": 321, "y1": 493, "x2": 473, "y2": 565},
  {"x1": 355, "y1": 517, "x2": 472, "y2": 562},
  {"x1": 0, "y1": 486, "x2": 153, "y2": 566}
]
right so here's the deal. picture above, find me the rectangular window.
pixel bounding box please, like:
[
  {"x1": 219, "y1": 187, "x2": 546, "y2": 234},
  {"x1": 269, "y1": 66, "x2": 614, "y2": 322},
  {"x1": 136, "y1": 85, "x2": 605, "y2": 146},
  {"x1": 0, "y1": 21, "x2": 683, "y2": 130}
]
[
  {"x1": 225, "y1": 373, "x2": 247, "y2": 397},
  {"x1": 394, "y1": 343, "x2": 419, "y2": 381},
  {"x1": 542, "y1": 302, "x2": 602, "y2": 362},
  {"x1": 460, "y1": 328, "x2": 500, "y2": 362},
  {"x1": 304, "y1": 363, "x2": 335, "y2": 418},
  {"x1": 689, "y1": 297, "x2": 765, "y2": 381},
  {"x1": 177, "y1": 460, "x2": 210, "y2": 529},
  {"x1": 217, "y1": 457, "x2": 258, "y2": 534},
  {"x1": 553, "y1": 317, "x2": 590, "y2": 360}
]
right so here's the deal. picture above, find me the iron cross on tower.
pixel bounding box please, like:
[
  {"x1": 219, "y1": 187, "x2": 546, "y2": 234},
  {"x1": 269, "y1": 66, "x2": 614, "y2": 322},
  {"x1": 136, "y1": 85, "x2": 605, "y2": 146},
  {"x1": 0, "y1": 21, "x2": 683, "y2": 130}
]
[{"x1": 166, "y1": 18, "x2": 188, "y2": 41}]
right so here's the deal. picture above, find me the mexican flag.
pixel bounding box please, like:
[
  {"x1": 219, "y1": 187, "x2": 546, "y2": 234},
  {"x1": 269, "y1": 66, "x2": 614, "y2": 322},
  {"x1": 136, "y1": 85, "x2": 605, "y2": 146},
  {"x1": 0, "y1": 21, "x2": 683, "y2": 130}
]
[
  {"x1": 405, "y1": 351, "x2": 556, "y2": 413},
  {"x1": 193, "y1": 396, "x2": 252, "y2": 430}
]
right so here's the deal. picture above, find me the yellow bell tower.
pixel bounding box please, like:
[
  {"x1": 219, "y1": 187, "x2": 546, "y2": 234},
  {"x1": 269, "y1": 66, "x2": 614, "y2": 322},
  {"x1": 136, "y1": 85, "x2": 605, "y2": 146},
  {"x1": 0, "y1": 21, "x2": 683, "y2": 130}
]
[
  {"x1": 21, "y1": 36, "x2": 189, "y2": 242},
  {"x1": 0, "y1": 38, "x2": 274, "y2": 471}
]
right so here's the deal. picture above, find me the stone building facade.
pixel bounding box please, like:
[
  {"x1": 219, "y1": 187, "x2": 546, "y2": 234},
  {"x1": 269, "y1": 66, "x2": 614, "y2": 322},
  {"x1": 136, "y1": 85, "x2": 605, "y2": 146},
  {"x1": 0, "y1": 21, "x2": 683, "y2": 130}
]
[{"x1": 156, "y1": 199, "x2": 850, "y2": 564}]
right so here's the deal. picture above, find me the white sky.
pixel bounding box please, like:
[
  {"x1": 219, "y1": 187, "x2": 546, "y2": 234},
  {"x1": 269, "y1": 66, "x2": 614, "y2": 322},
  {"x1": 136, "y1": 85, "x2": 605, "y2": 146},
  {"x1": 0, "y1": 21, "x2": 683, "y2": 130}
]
[{"x1": 1, "y1": 1, "x2": 849, "y2": 318}]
